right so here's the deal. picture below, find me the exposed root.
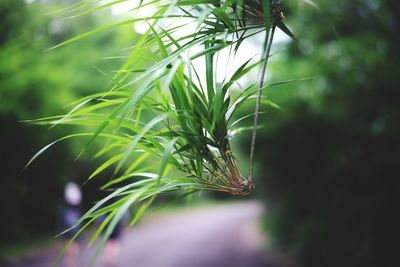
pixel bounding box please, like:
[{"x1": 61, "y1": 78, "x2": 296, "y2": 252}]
[{"x1": 229, "y1": 179, "x2": 255, "y2": 196}]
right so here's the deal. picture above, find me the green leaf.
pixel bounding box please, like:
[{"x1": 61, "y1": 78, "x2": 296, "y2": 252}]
[
  {"x1": 87, "y1": 153, "x2": 124, "y2": 181},
  {"x1": 261, "y1": 0, "x2": 271, "y2": 29},
  {"x1": 115, "y1": 113, "x2": 168, "y2": 173},
  {"x1": 45, "y1": 15, "x2": 186, "y2": 51},
  {"x1": 213, "y1": 8, "x2": 235, "y2": 31},
  {"x1": 275, "y1": 20, "x2": 297, "y2": 41}
]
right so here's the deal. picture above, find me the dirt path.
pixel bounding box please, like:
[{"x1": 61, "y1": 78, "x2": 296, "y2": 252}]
[{"x1": 4, "y1": 201, "x2": 287, "y2": 267}]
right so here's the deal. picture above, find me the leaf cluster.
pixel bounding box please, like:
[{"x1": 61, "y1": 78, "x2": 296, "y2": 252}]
[{"x1": 27, "y1": 1, "x2": 296, "y2": 263}]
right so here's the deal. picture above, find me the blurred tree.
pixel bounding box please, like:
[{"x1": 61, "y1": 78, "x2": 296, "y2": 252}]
[
  {"x1": 256, "y1": 0, "x2": 400, "y2": 266},
  {"x1": 0, "y1": 0, "x2": 136, "y2": 250}
]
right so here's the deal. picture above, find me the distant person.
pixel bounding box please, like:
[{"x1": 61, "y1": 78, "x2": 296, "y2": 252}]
[{"x1": 57, "y1": 182, "x2": 82, "y2": 267}]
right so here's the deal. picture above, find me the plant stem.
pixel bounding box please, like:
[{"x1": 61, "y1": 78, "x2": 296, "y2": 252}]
[{"x1": 248, "y1": 23, "x2": 276, "y2": 182}]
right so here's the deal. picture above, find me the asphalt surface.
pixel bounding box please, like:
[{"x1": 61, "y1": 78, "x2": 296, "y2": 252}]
[{"x1": 3, "y1": 201, "x2": 290, "y2": 267}]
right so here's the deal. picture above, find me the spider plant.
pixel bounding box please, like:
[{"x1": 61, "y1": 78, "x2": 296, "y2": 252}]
[{"x1": 27, "y1": 0, "x2": 295, "y2": 264}]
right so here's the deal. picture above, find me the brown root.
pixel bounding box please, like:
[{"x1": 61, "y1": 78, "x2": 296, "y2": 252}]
[{"x1": 229, "y1": 179, "x2": 254, "y2": 196}]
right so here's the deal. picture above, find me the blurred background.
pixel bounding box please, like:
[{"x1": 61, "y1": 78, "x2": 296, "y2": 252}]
[{"x1": 0, "y1": 0, "x2": 399, "y2": 266}]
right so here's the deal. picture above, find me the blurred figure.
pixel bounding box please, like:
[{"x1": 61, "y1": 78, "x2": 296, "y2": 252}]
[{"x1": 58, "y1": 182, "x2": 82, "y2": 267}]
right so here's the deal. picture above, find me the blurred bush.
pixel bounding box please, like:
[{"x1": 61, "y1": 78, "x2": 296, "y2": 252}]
[
  {"x1": 0, "y1": 0, "x2": 136, "y2": 249},
  {"x1": 255, "y1": 0, "x2": 400, "y2": 266}
]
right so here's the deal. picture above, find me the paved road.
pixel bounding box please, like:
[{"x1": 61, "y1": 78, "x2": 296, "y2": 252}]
[{"x1": 3, "y1": 201, "x2": 289, "y2": 267}]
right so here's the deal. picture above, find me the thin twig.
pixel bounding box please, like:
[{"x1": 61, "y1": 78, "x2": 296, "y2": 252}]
[{"x1": 248, "y1": 23, "x2": 276, "y2": 182}]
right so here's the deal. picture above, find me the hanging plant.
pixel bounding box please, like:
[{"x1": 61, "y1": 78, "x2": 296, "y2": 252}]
[{"x1": 27, "y1": 0, "x2": 296, "y2": 264}]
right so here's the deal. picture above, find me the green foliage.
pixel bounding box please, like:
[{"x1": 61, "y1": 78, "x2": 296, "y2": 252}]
[
  {"x1": 26, "y1": 0, "x2": 297, "y2": 262},
  {"x1": 0, "y1": 0, "x2": 136, "y2": 248},
  {"x1": 256, "y1": 0, "x2": 400, "y2": 266}
]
